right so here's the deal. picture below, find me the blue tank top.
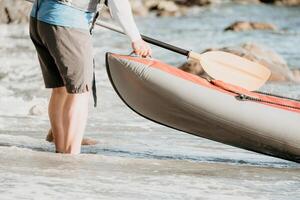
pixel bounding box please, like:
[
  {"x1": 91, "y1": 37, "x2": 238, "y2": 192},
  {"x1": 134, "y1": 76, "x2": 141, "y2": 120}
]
[{"x1": 30, "y1": 0, "x2": 94, "y2": 30}]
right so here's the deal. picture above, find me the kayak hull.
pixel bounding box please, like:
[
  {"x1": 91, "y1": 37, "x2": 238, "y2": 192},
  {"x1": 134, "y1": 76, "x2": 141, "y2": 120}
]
[{"x1": 106, "y1": 53, "x2": 300, "y2": 163}]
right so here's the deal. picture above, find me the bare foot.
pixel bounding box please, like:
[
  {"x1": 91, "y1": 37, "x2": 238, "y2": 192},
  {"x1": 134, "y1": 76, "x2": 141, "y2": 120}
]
[
  {"x1": 81, "y1": 138, "x2": 99, "y2": 145},
  {"x1": 46, "y1": 129, "x2": 54, "y2": 143},
  {"x1": 46, "y1": 129, "x2": 99, "y2": 146}
]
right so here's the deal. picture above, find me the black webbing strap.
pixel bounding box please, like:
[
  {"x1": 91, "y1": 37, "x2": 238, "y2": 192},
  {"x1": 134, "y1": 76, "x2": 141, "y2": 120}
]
[
  {"x1": 89, "y1": 0, "x2": 107, "y2": 107},
  {"x1": 90, "y1": 13, "x2": 98, "y2": 107},
  {"x1": 89, "y1": 0, "x2": 107, "y2": 34},
  {"x1": 89, "y1": 11, "x2": 99, "y2": 35},
  {"x1": 92, "y1": 59, "x2": 97, "y2": 107},
  {"x1": 35, "y1": 0, "x2": 40, "y2": 17}
]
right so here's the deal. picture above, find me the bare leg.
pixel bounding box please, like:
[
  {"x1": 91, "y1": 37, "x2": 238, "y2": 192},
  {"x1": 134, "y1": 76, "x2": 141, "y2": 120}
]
[
  {"x1": 63, "y1": 92, "x2": 90, "y2": 154},
  {"x1": 48, "y1": 87, "x2": 67, "y2": 153}
]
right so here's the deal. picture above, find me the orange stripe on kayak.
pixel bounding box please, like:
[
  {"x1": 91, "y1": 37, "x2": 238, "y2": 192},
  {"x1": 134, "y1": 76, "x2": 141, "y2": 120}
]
[{"x1": 114, "y1": 54, "x2": 300, "y2": 114}]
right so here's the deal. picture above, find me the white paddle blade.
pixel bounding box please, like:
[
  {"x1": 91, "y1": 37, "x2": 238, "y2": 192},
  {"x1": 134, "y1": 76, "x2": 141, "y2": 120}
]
[{"x1": 189, "y1": 51, "x2": 271, "y2": 91}]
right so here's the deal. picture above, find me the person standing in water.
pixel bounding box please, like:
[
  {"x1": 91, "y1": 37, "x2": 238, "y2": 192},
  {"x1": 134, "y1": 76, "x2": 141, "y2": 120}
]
[{"x1": 30, "y1": 0, "x2": 152, "y2": 154}]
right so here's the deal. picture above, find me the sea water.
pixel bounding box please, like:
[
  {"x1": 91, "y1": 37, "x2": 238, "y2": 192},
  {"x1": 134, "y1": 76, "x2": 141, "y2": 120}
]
[{"x1": 0, "y1": 3, "x2": 300, "y2": 200}]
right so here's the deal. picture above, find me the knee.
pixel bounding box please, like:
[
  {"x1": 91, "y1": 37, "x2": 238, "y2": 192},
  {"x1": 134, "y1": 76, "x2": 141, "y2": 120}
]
[
  {"x1": 52, "y1": 87, "x2": 67, "y2": 96},
  {"x1": 63, "y1": 93, "x2": 90, "y2": 113},
  {"x1": 65, "y1": 93, "x2": 91, "y2": 109}
]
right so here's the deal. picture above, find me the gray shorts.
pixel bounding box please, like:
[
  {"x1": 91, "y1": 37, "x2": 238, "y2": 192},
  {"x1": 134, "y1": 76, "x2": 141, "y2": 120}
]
[{"x1": 29, "y1": 17, "x2": 94, "y2": 94}]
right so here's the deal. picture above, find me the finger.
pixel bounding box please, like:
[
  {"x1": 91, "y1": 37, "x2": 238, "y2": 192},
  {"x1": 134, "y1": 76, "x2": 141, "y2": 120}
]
[
  {"x1": 144, "y1": 50, "x2": 150, "y2": 58},
  {"x1": 143, "y1": 48, "x2": 149, "y2": 57},
  {"x1": 143, "y1": 47, "x2": 151, "y2": 57},
  {"x1": 141, "y1": 50, "x2": 148, "y2": 58},
  {"x1": 135, "y1": 48, "x2": 142, "y2": 57},
  {"x1": 141, "y1": 50, "x2": 147, "y2": 58},
  {"x1": 146, "y1": 48, "x2": 152, "y2": 57},
  {"x1": 135, "y1": 51, "x2": 140, "y2": 57},
  {"x1": 138, "y1": 46, "x2": 146, "y2": 56}
]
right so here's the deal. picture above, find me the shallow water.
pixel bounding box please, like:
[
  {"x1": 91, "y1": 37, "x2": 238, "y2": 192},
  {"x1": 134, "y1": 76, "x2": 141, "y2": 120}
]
[{"x1": 0, "y1": 3, "x2": 300, "y2": 200}]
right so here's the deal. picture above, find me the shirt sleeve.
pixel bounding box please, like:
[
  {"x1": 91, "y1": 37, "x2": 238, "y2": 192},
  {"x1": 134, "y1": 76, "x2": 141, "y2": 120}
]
[{"x1": 107, "y1": 0, "x2": 142, "y2": 42}]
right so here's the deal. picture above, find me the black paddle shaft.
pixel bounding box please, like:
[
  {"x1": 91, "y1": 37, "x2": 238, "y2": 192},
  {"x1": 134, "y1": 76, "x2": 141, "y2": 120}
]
[
  {"x1": 97, "y1": 20, "x2": 192, "y2": 57},
  {"x1": 141, "y1": 34, "x2": 190, "y2": 56}
]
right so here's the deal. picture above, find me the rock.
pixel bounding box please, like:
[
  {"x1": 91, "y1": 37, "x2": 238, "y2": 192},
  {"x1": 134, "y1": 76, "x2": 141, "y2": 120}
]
[
  {"x1": 143, "y1": 0, "x2": 160, "y2": 9},
  {"x1": 225, "y1": 21, "x2": 277, "y2": 32},
  {"x1": 179, "y1": 59, "x2": 213, "y2": 80},
  {"x1": 279, "y1": 0, "x2": 300, "y2": 5},
  {"x1": 130, "y1": 0, "x2": 149, "y2": 17},
  {"x1": 157, "y1": 1, "x2": 181, "y2": 16},
  {"x1": 0, "y1": 0, "x2": 31, "y2": 24},
  {"x1": 29, "y1": 104, "x2": 47, "y2": 116},
  {"x1": 142, "y1": 0, "x2": 218, "y2": 17},
  {"x1": 179, "y1": 59, "x2": 204, "y2": 75},
  {"x1": 146, "y1": 0, "x2": 182, "y2": 17},
  {"x1": 232, "y1": 0, "x2": 261, "y2": 4},
  {"x1": 179, "y1": 43, "x2": 300, "y2": 83},
  {"x1": 174, "y1": 0, "x2": 221, "y2": 6},
  {"x1": 220, "y1": 43, "x2": 296, "y2": 82},
  {"x1": 0, "y1": 0, "x2": 224, "y2": 22},
  {"x1": 259, "y1": 0, "x2": 300, "y2": 6},
  {"x1": 292, "y1": 69, "x2": 300, "y2": 80}
]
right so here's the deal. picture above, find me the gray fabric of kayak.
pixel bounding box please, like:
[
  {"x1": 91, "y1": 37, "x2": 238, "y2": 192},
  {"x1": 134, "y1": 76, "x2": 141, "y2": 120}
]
[{"x1": 106, "y1": 53, "x2": 300, "y2": 163}]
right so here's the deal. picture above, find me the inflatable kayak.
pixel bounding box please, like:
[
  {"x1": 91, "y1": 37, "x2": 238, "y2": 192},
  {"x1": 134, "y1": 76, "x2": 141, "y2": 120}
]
[{"x1": 106, "y1": 53, "x2": 300, "y2": 163}]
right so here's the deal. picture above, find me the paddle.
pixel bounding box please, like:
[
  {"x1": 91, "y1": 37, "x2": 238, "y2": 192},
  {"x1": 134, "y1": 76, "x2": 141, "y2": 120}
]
[{"x1": 97, "y1": 21, "x2": 271, "y2": 91}]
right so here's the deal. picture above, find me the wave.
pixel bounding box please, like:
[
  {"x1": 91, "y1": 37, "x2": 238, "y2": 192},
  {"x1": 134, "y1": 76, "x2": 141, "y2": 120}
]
[{"x1": 0, "y1": 134, "x2": 297, "y2": 169}]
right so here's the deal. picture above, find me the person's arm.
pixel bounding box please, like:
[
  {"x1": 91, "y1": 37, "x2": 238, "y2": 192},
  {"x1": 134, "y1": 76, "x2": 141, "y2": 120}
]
[{"x1": 107, "y1": 0, "x2": 152, "y2": 57}]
